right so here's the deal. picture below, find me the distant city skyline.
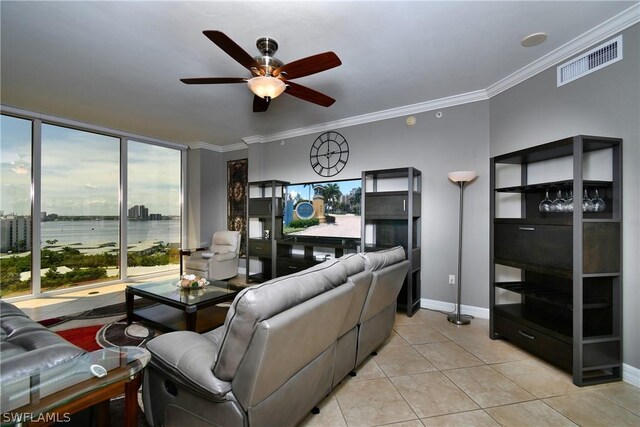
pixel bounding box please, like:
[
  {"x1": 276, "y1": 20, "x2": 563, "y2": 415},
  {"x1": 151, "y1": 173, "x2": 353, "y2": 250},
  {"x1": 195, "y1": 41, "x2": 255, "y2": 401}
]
[{"x1": 1, "y1": 116, "x2": 181, "y2": 217}]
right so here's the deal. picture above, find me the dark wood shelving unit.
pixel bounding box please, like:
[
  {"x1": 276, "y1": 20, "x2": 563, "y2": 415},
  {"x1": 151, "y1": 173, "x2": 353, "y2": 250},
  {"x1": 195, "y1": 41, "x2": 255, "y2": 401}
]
[
  {"x1": 490, "y1": 135, "x2": 622, "y2": 386},
  {"x1": 275, "y1": 237, "x2": 359, "y2": 277},
  {"x1": 362, "y1": 167, "x2": 421, "y2": 316},
  {"x1": 246, "y1": 180, "x2": 289, "y2": 283}
]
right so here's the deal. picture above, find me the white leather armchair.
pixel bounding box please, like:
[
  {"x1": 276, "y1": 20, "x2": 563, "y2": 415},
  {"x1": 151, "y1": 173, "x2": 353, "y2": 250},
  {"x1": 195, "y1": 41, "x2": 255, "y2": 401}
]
[{"x1": 184, "y1": 231, "x2": 241, "y2": 280}]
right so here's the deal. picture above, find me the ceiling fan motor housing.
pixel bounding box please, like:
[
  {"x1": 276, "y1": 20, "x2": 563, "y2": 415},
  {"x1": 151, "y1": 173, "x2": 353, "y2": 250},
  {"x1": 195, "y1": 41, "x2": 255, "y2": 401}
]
[{"x1": 253, "y1": 37, "x2": 284, "y2": 76}]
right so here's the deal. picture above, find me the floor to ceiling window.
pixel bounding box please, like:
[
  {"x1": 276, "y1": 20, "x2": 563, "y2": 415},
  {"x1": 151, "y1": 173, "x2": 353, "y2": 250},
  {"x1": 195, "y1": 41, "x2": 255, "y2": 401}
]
[
  {"x1": 0, "y1": 115, "x2": 33, "y2": 298},
  {"x1": 127, "y1": 141, "x2": 181, "y2": 277},
  {"x1": 40, "y1": 124, "x2": 121, "y2": 292},
  {"x1": 0, "y1": 112, "x2": 184, "y2": 298}
]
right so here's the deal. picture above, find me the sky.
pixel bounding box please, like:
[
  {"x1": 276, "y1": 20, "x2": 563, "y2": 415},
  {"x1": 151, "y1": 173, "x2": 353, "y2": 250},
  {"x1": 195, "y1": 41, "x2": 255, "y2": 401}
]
[
  {"x1": 1, "y1": 115, "x2": 181, "y2": 216},
  {"x1": 287, "y1": 178, "x2": 361, "y2": 201}
]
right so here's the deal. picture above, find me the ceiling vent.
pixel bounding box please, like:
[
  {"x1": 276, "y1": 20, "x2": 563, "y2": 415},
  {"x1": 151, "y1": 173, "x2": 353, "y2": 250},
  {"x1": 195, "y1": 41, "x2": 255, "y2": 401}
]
[{"x1": 557, "y1": 35, "x2": 622, "y2": 87}]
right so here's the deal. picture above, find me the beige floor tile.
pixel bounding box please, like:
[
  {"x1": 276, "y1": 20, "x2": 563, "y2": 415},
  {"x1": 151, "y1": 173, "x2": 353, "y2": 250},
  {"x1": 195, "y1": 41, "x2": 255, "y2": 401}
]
[
  {"x1": 395, "y1": 310, "x2": 432, "y2": 326},
  {"x1": 491, "y1": 359, "x2": 581, "y2": 398},
  {"x1": 390, "y1": 372, "x2": 479, "y2": 418},
  {"x1": 383, "y1": 330, "x2": 411, "y2": 348},
  {"x1": 444, "y1": 365, "x2": 535, "y2": 408},
  {"x1": 589, "y1": 382, "x2": 640, "y2": 415},
  {"x1": 432, "y1": 320, "x2": 490, "y2": 342},
  {"x1": 334, "y1": 378, "x2": 417, "y2": 426},
  {"x1": 394, "y1": 324, "x2": 450, "y2": 345},
  {"x1": 347, "y1": 356, "x2": 387, "y2": 382},
  {"x1": 299, "y1": 393, "x2": 347, "y2": 427},
  {"x1": 414, "y1": 341, "x2": 484, "y2": 371},
  {"x1": 383, "y1": 420, "x2": 425, "y2": 427},
  {"x1": 485, "y1": 400, "x2": 577, "y2": 426},
  {"x1": 544, "y1": 391, "x2": 640, "y2": 426},
  {"x1": 455, "y1": 335, "x2": 531, "y2": 364},
  {"x1": 421, "y1": 409, "x2": 500, "y2": 427},
  {"x1": 375, "y1": 345, "x2": 437, "y2": 377}
]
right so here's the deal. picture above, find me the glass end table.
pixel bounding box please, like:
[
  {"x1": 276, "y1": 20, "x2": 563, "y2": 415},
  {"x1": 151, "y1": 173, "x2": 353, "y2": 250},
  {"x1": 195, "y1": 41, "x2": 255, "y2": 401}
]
[{"x1": 1, "y1": 346, "x2": 150, "y2": 427}]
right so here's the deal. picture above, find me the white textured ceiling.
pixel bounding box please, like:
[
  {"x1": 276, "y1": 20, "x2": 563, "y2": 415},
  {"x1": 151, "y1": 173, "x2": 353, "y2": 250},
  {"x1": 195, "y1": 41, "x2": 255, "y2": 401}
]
[{"x1": 1, "y1": 1, "x2": 637, "y2": 148}]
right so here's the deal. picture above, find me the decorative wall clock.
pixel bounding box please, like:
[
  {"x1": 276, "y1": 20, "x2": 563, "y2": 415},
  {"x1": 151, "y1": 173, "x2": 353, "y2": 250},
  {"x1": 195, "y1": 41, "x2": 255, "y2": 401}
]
[{"x1": 309, "y1": 131, "x2": 349, "y2": 177}]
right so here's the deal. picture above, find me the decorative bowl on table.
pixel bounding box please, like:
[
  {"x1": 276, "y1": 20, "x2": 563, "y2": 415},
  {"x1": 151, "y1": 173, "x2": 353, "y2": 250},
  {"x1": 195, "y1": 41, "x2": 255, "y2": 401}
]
[{"x1": 177, "y1": 274, "x2": 209, "y2": 289}]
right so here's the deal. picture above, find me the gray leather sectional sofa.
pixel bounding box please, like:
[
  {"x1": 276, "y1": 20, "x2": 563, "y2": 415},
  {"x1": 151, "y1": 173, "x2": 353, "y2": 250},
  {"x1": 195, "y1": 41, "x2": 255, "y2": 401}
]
[
  {"x1": 142, "y1": 246, "x2": 409, "y2": 427},
  {"x1": 0, "y1": 300, "x2": 85, "y2": 412}
]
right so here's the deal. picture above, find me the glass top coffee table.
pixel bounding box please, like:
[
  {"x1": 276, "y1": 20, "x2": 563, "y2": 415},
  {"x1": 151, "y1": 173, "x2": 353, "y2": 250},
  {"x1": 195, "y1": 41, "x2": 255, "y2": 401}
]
[
  {"x1": 126, "y1": 277, "x2": 240, "y2": 332},
  {"x1": 1, "y1": 346, "x2": 149, "y2": 427}
]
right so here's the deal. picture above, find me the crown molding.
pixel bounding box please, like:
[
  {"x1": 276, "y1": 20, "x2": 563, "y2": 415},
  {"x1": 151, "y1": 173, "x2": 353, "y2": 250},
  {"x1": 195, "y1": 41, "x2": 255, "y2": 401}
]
[
  {"x1": 486, "y1": 3, "x2": 640, "y2": 97},
  {"x1": 241, "y1": 4, "x2": 639, "y2": 145},
  {"x1": 243, "y1": 90, "x2": 488, "y2": 144},
  {"x1": 190, "y1": 141, "x2": 248, "y2": 152}
]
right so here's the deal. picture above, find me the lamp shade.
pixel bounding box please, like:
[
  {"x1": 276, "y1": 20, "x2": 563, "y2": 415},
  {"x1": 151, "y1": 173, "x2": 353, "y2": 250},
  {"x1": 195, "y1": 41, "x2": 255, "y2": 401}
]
[
  {"x1": 448, "y1": 170, "x2": 478, "y2": 183},
  {"x1": 247, "y1": 76, "x2": 286, "y2": 99}
]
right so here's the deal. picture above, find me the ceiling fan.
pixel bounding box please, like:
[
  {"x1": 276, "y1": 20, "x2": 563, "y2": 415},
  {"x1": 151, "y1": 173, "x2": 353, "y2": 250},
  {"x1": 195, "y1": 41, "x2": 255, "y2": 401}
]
[{"x1": 180, "y1": 31, "x2": 342, "y2": 112}]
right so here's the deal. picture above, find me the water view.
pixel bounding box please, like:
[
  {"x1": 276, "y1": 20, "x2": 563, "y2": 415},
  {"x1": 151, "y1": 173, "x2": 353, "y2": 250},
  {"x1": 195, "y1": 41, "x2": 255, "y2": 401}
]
[{"x1": 1, "y1": 116, "x2": 182, "y2": 298}]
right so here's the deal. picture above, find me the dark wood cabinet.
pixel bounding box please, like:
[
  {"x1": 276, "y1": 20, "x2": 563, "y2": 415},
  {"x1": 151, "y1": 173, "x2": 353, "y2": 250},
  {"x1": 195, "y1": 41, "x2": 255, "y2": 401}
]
[
  {"x1": 275, "y1": 237, "x2": 359, "y2": 278},
  {"x1": 246, "y1": 180, "x2": 288, "y2": 282},
  {"x1": 490, "y1": 135, "x2": 622, "y2": 386},
  {"x1": 362, "y1": 167, "x2": 421, "y2": 316}
]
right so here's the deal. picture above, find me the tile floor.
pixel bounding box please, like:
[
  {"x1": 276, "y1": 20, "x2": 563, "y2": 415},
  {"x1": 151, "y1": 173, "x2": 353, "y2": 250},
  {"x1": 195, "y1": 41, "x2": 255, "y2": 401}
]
[{"x1": 12, "y1": 282, "x2": 640, "y2": 427}]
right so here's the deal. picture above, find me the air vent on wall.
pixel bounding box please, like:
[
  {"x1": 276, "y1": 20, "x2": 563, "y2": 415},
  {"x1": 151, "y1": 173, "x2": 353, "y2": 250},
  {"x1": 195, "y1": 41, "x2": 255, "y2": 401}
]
[{"x1": 557, "y1": 35, "x2": 622, "y2": 87}]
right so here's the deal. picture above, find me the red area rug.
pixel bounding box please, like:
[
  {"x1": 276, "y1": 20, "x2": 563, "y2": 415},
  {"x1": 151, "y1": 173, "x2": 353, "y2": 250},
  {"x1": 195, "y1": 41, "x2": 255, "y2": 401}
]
[{"x1": 55, "y1": 325, "x2": 104, "y2": 352}]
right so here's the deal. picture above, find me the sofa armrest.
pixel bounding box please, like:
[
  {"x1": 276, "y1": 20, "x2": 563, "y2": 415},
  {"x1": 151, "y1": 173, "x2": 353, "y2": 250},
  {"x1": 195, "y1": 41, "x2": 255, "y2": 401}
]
[{"x1": 146, "y1": 331, "x2": 231, "y2": 399}]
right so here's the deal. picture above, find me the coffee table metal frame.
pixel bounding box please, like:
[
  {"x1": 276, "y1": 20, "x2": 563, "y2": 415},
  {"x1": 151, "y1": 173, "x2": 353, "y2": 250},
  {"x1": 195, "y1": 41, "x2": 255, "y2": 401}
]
[{"x1": 125, "y1": 278, "x2": 239, "y2": 332}]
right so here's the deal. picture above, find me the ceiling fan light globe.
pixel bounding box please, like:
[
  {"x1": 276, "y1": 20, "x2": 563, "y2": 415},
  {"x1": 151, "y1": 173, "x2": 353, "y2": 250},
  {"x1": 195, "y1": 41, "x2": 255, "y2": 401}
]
[{"x1": 247, "y1": 76, "x2": 286, "y2": 99}]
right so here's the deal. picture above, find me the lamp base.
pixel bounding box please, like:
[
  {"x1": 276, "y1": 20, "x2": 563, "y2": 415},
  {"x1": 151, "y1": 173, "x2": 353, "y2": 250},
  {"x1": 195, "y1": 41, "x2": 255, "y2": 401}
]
[{"x1": 447, "y1": 313, "x2": 472, "y2": 325}]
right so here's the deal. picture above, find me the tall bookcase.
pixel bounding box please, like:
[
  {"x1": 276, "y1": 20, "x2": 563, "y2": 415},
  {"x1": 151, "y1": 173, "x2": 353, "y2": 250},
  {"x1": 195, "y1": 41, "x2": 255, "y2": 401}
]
[
  {"x1": 362, "y1": 167, "x2": 422, "y2": 316},
  {"x1": 246, "y1": 180, "x2": 288, "y2": 283},
  {"x1": 490, "y1": 135, "x2": 622, "y2": 386}
]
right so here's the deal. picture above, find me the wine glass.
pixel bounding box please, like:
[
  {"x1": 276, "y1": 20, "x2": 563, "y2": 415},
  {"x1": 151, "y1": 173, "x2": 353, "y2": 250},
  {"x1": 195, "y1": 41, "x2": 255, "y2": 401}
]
[
  {"x1": 582, "y1": 189, "x2": 595, "y2": 212},
  {"x1": 564, "y1": 190, "x2": 574, "y2": 213},
  {"x1": 550, "y1": 190, "x2": 565, "y2": 212},
  {"x1": 592, "y1": 189, "x2": 606, "y2": 212},
  {"x1": 539, "y1": 190, "x2": 552, "y2": 212}
]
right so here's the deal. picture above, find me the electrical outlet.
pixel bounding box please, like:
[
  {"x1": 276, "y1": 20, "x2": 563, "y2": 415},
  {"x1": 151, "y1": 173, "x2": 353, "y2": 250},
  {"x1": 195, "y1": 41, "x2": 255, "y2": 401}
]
[{"x1": 448, "y1": 275, "x2": 456, "y2": 285}]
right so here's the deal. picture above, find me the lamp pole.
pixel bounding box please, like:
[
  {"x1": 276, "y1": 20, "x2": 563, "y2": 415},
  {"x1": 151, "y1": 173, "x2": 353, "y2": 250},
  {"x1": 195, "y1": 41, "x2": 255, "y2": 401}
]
[{"x1": 446, "y1": 170, "x2": 477, "y2": 325}]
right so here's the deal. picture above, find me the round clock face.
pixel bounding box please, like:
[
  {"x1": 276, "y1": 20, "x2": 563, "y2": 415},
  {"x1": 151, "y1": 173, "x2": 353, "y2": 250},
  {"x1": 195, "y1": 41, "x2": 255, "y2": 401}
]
[{"x1": 309, "y1": 131, "x2": 349, "y2": 177}]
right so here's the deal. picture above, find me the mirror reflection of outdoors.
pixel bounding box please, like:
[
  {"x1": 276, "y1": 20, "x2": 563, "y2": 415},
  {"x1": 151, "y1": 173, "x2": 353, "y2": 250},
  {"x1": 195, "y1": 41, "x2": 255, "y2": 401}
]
[{"x1": 283, "y1": 180, "x2": 361, "y2": 238}]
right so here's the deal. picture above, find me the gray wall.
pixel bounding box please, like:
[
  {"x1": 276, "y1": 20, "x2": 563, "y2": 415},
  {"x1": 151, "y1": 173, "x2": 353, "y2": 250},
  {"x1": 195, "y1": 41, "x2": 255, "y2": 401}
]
[
  {"x1": 489, "y1": 25, "x2": 640, "y2": 369},
  {"x1": 186, "y1": 147, "x2": 229, "y2": 247},
  {"x1": 249, "y1": 101, "x2": 490, "y2": 309}
]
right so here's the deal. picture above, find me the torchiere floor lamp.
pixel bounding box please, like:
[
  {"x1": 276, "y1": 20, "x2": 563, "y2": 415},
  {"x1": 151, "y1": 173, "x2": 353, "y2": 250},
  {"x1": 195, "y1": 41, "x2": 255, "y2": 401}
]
[{"x1": 447, "y1": 170, "x2": 478, "y2": 325}]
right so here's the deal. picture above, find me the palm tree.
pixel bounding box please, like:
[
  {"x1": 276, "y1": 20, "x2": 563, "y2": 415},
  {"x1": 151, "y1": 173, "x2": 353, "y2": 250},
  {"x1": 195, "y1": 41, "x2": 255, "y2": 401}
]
[{"x1": 323, "y1": 184, "x2": 342, "y2": 213}]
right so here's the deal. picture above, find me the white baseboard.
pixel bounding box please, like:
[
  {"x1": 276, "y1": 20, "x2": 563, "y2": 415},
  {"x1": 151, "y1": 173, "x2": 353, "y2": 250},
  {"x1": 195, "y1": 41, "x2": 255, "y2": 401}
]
[
  {"x1": 420, "y1": 298, "x2": 490, "y2": 319},
  {"x1": 623, "y1": 363, "x2": 640, "y2": 387},
  {"x1": 420, "y1": 298, "x2": 640, "y2": 388}
]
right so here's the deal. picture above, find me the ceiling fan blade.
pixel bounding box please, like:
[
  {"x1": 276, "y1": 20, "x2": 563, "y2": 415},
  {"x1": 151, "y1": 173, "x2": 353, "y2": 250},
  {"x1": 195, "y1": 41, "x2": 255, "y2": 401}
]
[
  {"x1": 253, "y1": 95, "x2": 270, "y2": 112},
  {"x1": 274, "y1": 52, "x2": 341, "y2": 79},
  {"x1": 203, "y1": 30, "x2": 264, "y2": 74},
  {"x1": 180, "y1": 77, "x2": 247, "y2": 84},
  {"x1": 284, "y1": 81, "x2": 335, "y2": 107}
]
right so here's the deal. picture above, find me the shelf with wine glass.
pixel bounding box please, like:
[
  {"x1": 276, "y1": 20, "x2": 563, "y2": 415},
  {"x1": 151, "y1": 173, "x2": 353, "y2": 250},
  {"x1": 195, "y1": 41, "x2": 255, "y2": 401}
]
[{"x1": 490, "y1": 135, "x2": 622, "y2": 386}]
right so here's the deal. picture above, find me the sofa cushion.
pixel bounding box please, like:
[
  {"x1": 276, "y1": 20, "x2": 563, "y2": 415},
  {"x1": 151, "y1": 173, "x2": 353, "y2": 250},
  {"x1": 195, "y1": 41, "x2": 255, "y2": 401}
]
[
  {"x1": 338, "y1": 253, "x2": 366, "y2": 276},
  {"x1": 213, "y1": 259, "x2": 348, "y2": 380},
  {"x1": 362, "y1": 246, "x2": 406, "y2": 271}
]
